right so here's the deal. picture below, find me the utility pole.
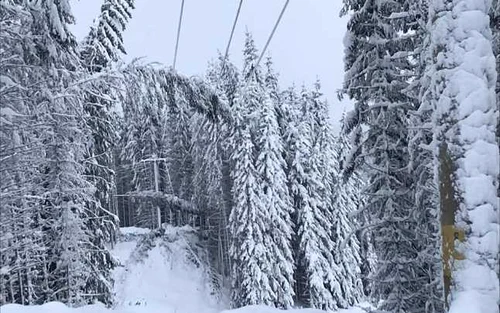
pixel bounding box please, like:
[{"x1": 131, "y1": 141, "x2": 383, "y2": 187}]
[{"x1": 152, "y1": 154, "x2": 162, "y2": 229}]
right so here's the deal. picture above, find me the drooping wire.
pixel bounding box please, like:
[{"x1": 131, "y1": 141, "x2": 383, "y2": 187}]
[
  {"x1": 221, "y1": 0, "x2": 244, "y2": 73},
  {"x1": 173, "y1": 0, "x2": 186, "y2": 70},
  {"x1": 254, "y1": 0, "x2": 290, "y2": 70}
]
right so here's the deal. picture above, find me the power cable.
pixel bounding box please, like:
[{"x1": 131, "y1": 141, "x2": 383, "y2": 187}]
[
  {"x1": 220, "y1": 0, "x2": 244, "y2": 74},
  {"x1": 254, "y1": 0, "x2": 290, "y2": 70},
  {"x1": 173, "y1": 0, "x2": 186, "y2": 70}
]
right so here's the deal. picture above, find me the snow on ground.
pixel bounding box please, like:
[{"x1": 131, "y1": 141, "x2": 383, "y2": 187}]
[
  {"x1": 220, "y1": 305, "x2": 367, "y2": 313},
  {"x1": 1, "y1": 303, "x2": 367, "y2": 313},
  {"x1": 118, "y1": 227, "x2": 151, "y2": 236},
  {"x1": 0, "y1": 226, "x2": 368, "y2": 313},
  {"x1": 112, "y1": 226, "x2": 221, "y2": 313}
]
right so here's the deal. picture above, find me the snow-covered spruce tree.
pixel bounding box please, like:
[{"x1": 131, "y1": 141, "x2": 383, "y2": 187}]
[
  {"x1": 76, "y1": 0, "x2": 137, "y2": 295},
  {"x1": 239, "y1": 32, "x2": 262, "y2": 133},
  {"x1": 335, "y1": 124, "x2": 372, "y2": 299},
  {"x1": 29, "y1": 0, "x2": 115, "y2": 305},
  {"x1": 200, "y1": 56, "x2": 240, "y2": 280},
  {"x1": 282, "y1": 86, "x2": 337, "y2": 310},
  {"x1": 80, "y1": 0, "x2": 135, "y2": 72},
  {"x1": 406, "y1": 0, "x2": 447, "y2": 311},
  {"x1": 121, "y1": 65, "x2": 166, "y2": 228},
  {"x1": 308, "y1": 83, "x2": 364, "y2": 309},
  {"x1": 229, "y1": 104, "x2": 274, "y2": 307},
  {"x1": 79, "y1": 0, "x2": 136, "y2": 238},
  {"x1": 263, "y1": 56, "x2": 286, "y2": 134},
  {"x1": 0, "y1": 3, "x2": 48, "y2": 304},
  {"x1": 423, "y1": 1, "x2": 499, "y2": 311},
  {"x1": 255, "y1": 89, "x2": 295, "y2": 309},
  {"x1": 228, "y1": 33, "x2": 273, "y2": 306},
  {"x1": 0, "y1": 0, "x2": 115, "y2": 306},
  {"x1": 341, "y1": 0, "x2": 443, "y2": 312}
]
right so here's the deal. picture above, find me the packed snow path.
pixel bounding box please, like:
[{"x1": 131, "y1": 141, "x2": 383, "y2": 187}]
[{"x1": 111, "y1": 226, "x2": 221, "y2": 313}]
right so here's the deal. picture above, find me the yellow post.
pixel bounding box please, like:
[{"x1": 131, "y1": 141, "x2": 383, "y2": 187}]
[{"x1": 439, "y1": 143, "x2": 465, "y2": 306}]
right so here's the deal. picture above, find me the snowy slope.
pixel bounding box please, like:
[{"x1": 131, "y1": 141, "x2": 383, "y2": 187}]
[
  {"x1": 112, "y1": 226, "x2": 221, "y2": 313},
  {"x1": 0, "y1": 226, "x2": 368, "y2": 313}
]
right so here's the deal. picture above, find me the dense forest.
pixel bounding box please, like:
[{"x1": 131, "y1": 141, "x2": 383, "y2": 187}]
[{"x1": 0, "y1": 1, "x2": 498, "y2": 313}]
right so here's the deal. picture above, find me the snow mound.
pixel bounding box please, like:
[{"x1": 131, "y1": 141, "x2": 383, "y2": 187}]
[
  {"x1": 0, "y1": 302, "x2": 108, "y2": 313},
  {"x1": 119, "y1": 227, "x2": 151, "y2": 236},
  {"x1": 112, "y1": 225, "x2": 220, "y2": 313},
  {"x1": 221, "y1": 305, "x2": 367, "y2": 313}
]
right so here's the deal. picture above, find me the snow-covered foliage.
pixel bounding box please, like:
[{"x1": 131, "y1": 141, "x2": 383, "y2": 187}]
[
  {"x1": 423, "y1": 0, "x2": 499, "y2": 312},
  {"x1": 341, "y1": 0, "x2": 448, "y2": 312},
  {"x1": 0, "y1": 0, "x2": 115, "y2": 306},
  {"x1": 255, "y1": 89, "x2": 295, "y2": 308},
  {"x1": 80, "y1": 0, "x2": 135, "y2": 71}
]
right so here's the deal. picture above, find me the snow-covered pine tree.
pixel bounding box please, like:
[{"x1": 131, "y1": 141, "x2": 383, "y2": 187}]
[
  {"x1": 229, "y1": 111, "x2": 274, "y2": 307},
  {"x1": 283, "y1": 86, "x2": 339, "y2": 310},
  {"x1": 423, "y1": 0, "x2": 499, "y2": 311},
  {"x1": 406, "y1": 1, "x2": 447, "y2": 311},
  {"x1": 308, "y1": 84, "x2": 364, "y2": 309},
  {"x1": 201, "y1": 56, "x2": 240, "y2": 280},
  {"x1": 341, "y1": 0, "x2": 442, "y2": 312},
  {"x1": 335, "y1": 124, "x2": 372, "y2": 299},
  {"x1": 255, "y1": 88, "x2": 295, "y2": 309},
  {"x1": 80, "y1": 0, "x2": 135, "y2": 72},
  {"x1": 79, "y1": 0, "x2": 136, "y2": 242},
  {"x1": 0, "y1": 4, "x2": 48, "y2": 304},
  {"x1": 121, "y1": 65, "x2": 165, "y2": 228}
]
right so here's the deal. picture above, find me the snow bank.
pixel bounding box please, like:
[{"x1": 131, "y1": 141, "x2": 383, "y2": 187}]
[
  {"x1": 112, "y1": 225, "x2": 220, "y2": 313},
  {"x1": 0, "y1": 302, "x2": 367, "y2": 313},
  {"x1": 0, "y1": 302, "x2": 108, "y2": 313},
  {"x1": 221, "y1": 305, "x2": 366, "y2": 313},
  {"x1": 119, "y1": 227, "x2": 151, "y2": 235}
]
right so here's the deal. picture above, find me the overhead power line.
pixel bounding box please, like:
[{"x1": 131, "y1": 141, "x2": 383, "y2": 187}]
[
  {"x1": 220, "y1": 0, "x2": 244, "y2": 74},
  {"x1": 254, "y1": 0, "x2": 290, "y2": 70},
  {"x1": 173, "y1": 0, "x2": 186, "y2": 70}
]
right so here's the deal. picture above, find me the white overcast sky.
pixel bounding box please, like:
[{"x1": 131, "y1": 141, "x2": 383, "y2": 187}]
[{"x1": 69, "y1": 0, "x2": 352, "y2": 132}]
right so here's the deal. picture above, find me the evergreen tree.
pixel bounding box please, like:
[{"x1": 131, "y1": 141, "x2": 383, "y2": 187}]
[
  {"x1": 335, "y1": 126, "x2": 372, "y2": 299},
  {"x1": 310, "y1": 98, "x2": 363, "y2": 308},
  {"x1": 202, "y1": 55, "x2": 240, "y2": 280},
  {"x1": 0, "y1": 4, "x2": 47, "y2": 304},
  {"x1": 229, "y1": 32, "x2": 286, "y2": 307},
  {"x1": 407, "y1": 1, "x2": 447, "y2": 311},
  {"x1": 79, "y1": 0, "x2": 136, "y2": 243},
  {"x1": 283, "y1": 86, "x2": 339, "y2": 310},
  {"x1": 80, "y1": 0, "x2": 135, "y2": 72},
  {"x1": 423, "y1": 0, "x2": 499, "y2": 310},
  {"x1": 0, "y1": 0, "x2": 115, "y2": 306},
  {"x1": 255, "y1": 90, "x2": 295, "y2": 309},
  {"x1": 229, "y1": 120, "x2": 273, "y2": 307},
  {"x1": 341, "y1": 0, "x2": 443, "y2": 312}
]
